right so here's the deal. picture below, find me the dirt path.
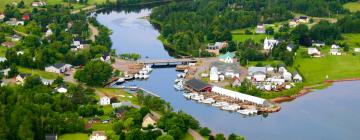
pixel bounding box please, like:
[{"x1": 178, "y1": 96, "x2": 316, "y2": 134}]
[
  {"x1": 71, "y1": 5, "x2": 97, "y2": 14},
  {"x1": 89, "y1": 23, "x2": 99, "y2": 42},
  {"x1": 188, "y1": 129, "x2": 204, "y2": 140}
]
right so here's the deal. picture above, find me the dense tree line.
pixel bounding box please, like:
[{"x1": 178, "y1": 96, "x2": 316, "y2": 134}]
[{"x1": 337, "y1": 11, "x2": 360, "y2": 33}]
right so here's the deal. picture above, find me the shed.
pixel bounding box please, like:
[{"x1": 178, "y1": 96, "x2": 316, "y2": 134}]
[{"x1": 185, "y1": 78, "x2": 212, "y2": 92}]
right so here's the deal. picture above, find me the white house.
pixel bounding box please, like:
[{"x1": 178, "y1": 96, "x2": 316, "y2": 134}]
[
  {"x1": 45, "y1": 63, "x2": 72, "y2": 74},
  {"x1": 31, "y1": 1, "x2": 47, "y2": 7},
  {"x1": 354, "y1": 48, "x2": 360, "y2": 53},
  {"x1": 330, "y1": 49, "x2": 341, "y2": 56},
  {"x1": 308, "y1": 48, "x2": 321, "y2": 56},
  {"x1": 100, "y1": 96, "x2": 111, "y2": 105},
  {"x1": 331, "y1": 44, "x2": 340, "y2": 49},
  {"x1": 89, "y1": 131, "x2": 107, "y2": 140},
  {"x1": 6, "y1": 18, "x2": 24, "y2": 26},
  {"x1": 283, "y1": 71, "x2": 293, "y2": 81},
  {"x1": 299, "y1": 16, "x2": 309, "y2": 23},
  {"x1": 100, "y1": 53, "x2": 111, "y2": 62},
  {"x1": 41, "y1": 78, "x2": 54, "y2": 86},
  {"x1": 248, "y1": 67, "x2": 267, "y2": 76},
  {"x1": 312, "y1": 42, "x2": 325, "y2": 47},
  {"x1": 12, "y1": 34, "x2": 22, "y2": 42},
  {"x1": 112, "y1": 101, "x2": 132, "y2": 108},
  {"x1": 16, "y1": 74, "x2": 30, "y2": 85},
  {"x1": 210, "y1": 66, "x2": 219, "y2": 82},
  {"x1": 293, "y1": 72, "x2": 303, "y2": 82},
  {"x1": 287, "y1": 43, "x2": 295, "y2": 52},
  {"x1": 56, "y1": 85, "x2": 68, "y2": 93},
  {"x1": 0, "y1": 57, "x2": 7, "y2": 63},
  {"x1": 16, "y1": 51, "x2": 24, "y2": 55},
  {"x1": 253, "y1": 71, "x2": 266, "y2": 82},
  {"x1": 263, "y1": 37, "x2": 279, "y2": 50},
  {"x1": 232, "y1": 77, "x2": 241, "y2": 87},
  {"x1": 0, "y1": 68, "x2": 10, "y2": 77},
  {"x1": 45, "y1": 29, "x2": 53, "y2": 37},
  {"x1": 219, "y1": 52, "x2": 235, "y2": 63},
  {"x1": 256, "y1": 24, "x2": 265, "y2": 34}
]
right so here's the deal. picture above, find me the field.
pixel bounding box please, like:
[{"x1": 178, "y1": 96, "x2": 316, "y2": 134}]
[
  {"x1": 232, "y1": 34, "x2": 272, "y2": 43},
  {"x1": 344, "y1": 2, "x2": 360, "y2": 13},
  {"x1": 18, "y1": 67, "x2": 61, "y2": 79},
  {"x1": 293, "y1": 54, "x2": 360, "y2": 86},
  {"x1": 58, "y1": 133, "x2": 88, "y2": 140},
  {"x1": 341, "y1": 34, "x2": 360, "y2": 49},
  {"x1": 96, "y1": 88, "x2": 139, "y2": 104},
  {"x1": 0, "y1": 46, "x2": 6, "y2": 57},
  {"x1": 181, "y1": 132, "x2": 195, "y2": 140}
]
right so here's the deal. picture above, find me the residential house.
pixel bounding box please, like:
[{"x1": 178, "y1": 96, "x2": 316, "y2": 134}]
[
  {"x1": 330, "y1": 49, "x2": 341, "y2": 56},
  {"x1": 100, "y1": 53, "x2": 111, "y2": 62},
  {"x1": 0, "y1": 80, "x2": 5, "y2": 87},
  {"x1": 56, "y1": 85, "x2": 68, "y2": 93},
  {"x1": 0, "y1": 68, "x2": 10, "y2": 77},
  {"x1": 283, "y1": 71, "x2": 293, "y2": 81},
  {"x1": 17, "y1": 51, "x2": 24, "y2": 55},
  {"x1": 45, "y1": 134, "x2": 57, "y2": 140},
  {"x1": 263, "y1": 37, "x2": 279, "y2": 50},
  {"x1": 100, "y1": 96, "x2": 111, "y2": 105},
  {"x1": 289, "y1": 18, "x2": 299, "y2": 28},
  {"x1": 45, "y1": 29, "x2": 53, "y2": 37},
  {"x1": 331, "y1": 44, "x2": 340, "y2": 49},
  {"x1": 210, "y1": 66, "x2": 219, "y2": 82},
  {"x1": 308, "y1": 48, "x2": 321, "y2": 57},
  {"x1": 45, "y1": 63, "x2": 72, "y2": 74},
  {"x1": 248, "y1": 67, "x2": 267, "y2": 76},
  {"x1": 89, "y1": 131, "x2": 107, "y2": 140},
  {"x1": 6, "y1": 18, "x2": 24, "y2": 26},
  {"x1": 1, "y1": 42, "x2": 15, "y2": 48},
  {"x1": 252, "y1": 71, "x2": 266, "y2": 82},
  {"x1": 16, "y1": 74, "x2": 31, "y2": 85},
  {"x1": 231, "y1": 77, "x2": 241, "y2": 87},
  {"x1": 12, "y1": 34, "x2": 22, "y2": 42},
  {"x1": 219, "y1": 52, "x2": 235, "y2": 63},
  {"x1": 255, "y1": 24, "x2": 265, "y2": 34},
  {"x1": 207, "y1": 42, "x2": 228, "y2": 55},
  {"x1": 0, "y1": 13, "x2": 5, "y2": 22},
  {"x1": 72, "y1": 38, "x2": 85, "y2": 50},
  {"x1": 293, "y1": 72, "x2": 303, "y2": 82},
  {"x1": 354, "y1": 48, "x2": 360, "y2": 53},
  {"x1": 142, "y1": 113, "x2": 159, "y2": 128},
  {"x1": 112, "y1": 101, "x2": 132, "y2": 108},
  {"x1": 40, "y1": 78, "x2": 54, "y2": 85},
  {"x1": 287, "y1": 43, "x2": 295, "y2": 52},
  {"x1": 299, "y1": 16, "x2": 309, "y2": 23},
  {"x1": 31, "y1": 1, "x2": 47, "y2": 7},
  {"x1": 0, "y1": 57, "x2": 7, "y2": 63}
]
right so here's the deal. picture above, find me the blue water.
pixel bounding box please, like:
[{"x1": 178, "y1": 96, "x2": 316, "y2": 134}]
[{"x1": 96, "y1": 9, "x2": 360, "y2": 140}]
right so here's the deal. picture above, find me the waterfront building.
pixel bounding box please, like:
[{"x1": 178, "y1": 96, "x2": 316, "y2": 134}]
[
  {"x1": 185, "y1": 78, "x2": 212, "y2": 92},
  {"x1": 211, "y1": 86, "x2": 266, "y2": 105},
  {"x1": 210, "y1": 66, "x2": 219, "y2": 82}
]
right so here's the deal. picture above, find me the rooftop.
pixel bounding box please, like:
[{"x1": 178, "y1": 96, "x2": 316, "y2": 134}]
[{"x1": 185, "y1": 78, "x2": 211, "y2": 92}]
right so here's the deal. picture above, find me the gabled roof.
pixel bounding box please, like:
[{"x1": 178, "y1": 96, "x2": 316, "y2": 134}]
[
  {"x1": 185, "y1": 78, "x2": 211, "y2": 91},
  {"x1": 18, "y1": 74, "x2": 31, "y2": 79},
  {"x1": 144, "y1": 113, "x2": 159, "y2": 122},
  {"x1": 219, "y1": 52, "x2": 235, "y2": 60},
  {"x1": 53, "y1": 63, "x2": 66, "y2": 69}
]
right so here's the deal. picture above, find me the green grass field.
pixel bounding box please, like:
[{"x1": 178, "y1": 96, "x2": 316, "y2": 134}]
[
  {"x1": 181, "y1": 132, "x2": 195, "y2": 140},
  {"x1": 341, "y1": 34, "x2": 360, "y2": 49},
  {"x1": 18, "y1": 67, "x2": 60, "y2": 79},
  {"x1": 0, "y1": 46, "x2": 6, "y2": 57},
  {"x1": 293, "y1": 54, "x2": 360, "y2": 86},
  {"x1": 96, "y1": 88, "x2": 139, "y2": 104},
  {"x1": 232, "y1": 34, "x2": 272, "y2": 43},
  {"x1": 59, "y1": 133, "x2": 88, "y2": 140},
  {"x1": 344, "y1": 2, "x2": 360, "y2": 13}
]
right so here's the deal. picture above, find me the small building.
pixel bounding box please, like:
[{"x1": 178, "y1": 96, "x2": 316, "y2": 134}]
[
  {"x1": 56, "y1": 85, "x2": 68, "y2": 93},
  {"x1": 354, "y1": 48, "x2": 360, "y2": 53},
  {"x1": 6, "y1": 18, "x2": 24, "y2": 26},
  {"x1": 0, "y1": 68, "x2": 10, "y2": 77},
  {"x1": 41, "y1": 78, "x2": 54, "y2": 86},
  {"x1": 308, "y1": 48, "x2": 321, "y2": 56},
  {"x1": 263, "y1": 37, "x2": 279, "y2": 50},
  {"x1": 231, "y1": 77, "x2": 241, "y2": 87},
  {"x1": 17, "y1": 51, "x2": 24, "y2": 55},
  {"x1": 45, "y1": 29, "x2": 53, "y2": 37},
  {"x1": 331, "y1": 44, "x2": 340, "y2": 49},
  {"x1": 12, "y1": 34, "x2": 22, "y2": 42},
  {"x1": 89, "y1": 131, "x2": 107, "y2": 140},
  {"x1": 72, "y1": 38, "x2": 85, "y2": 49},
  {"x1": 1, "y1": 42, "x2": 15, "y2": 48},
  {"x1": 0, "y1": 57, "x2": 7, "y2": 63},
  {"x1": 255, "y1": 24, "x2": 265, "y2": 34},
  {"x1": 0, "y1": 13, "x2": 5, "y2": 22},
  {"x1": 312, "y1": 42, "x2": 325, "y2": 47},
  {"x1": 45, "y1": 63, "x2": 72, "y2": 74},
  {"x1": 209, "y1": 66, "x2": 219, "y2": 82},
  {"x1": 299, "y1": 16, "x2": 309, "y2": 23},
  {"x1": 248, "y1": 67, "x2": 267, "y2": 76},
  {"x1": 287, "y1": 43, "x2": 295, "y2": 52},
  {"x1": 219, "y1": 52, "x2": 235, "y2": 63},
  {"x1": 0, "y1": 80, "x2": 5, "y2": 87},
  {"x1": 283, "y1": 71, "x2": 293, "y2": 81},
  {"x1": 112, "y1": 101, "x2": 132, "y2": 108},
  {"x1": 185, "y1": 78, "x2": 212, "y2": 92},
  {"x1": 22, "y1": 14, "x2": 30, "y2": 21},
  {"x1": 31, "y1": 1, "x2": 47, "y2": 7},
  {"x1": 293, "y1": 72, "x2": 303, "y2": 82},
  {"x1": 252, "y1": 71, "x2": 266, "y2": 82},
  {"x1": 330, "y1": 49, "x2": 341, "y2": 56},
  {"x1": 100, "y1": 96, "x2": 111, "y2": 105},
  {"x1": 207, "y1": 42, "x2": 228, "y2": 55},
  {"x1": 16, "y1": 74, "x2": 31, "y2": 85},
  {"x1": 289, "y1": 18, "x2": 299, "y2": 28},
  {"x1": 142, "y1": 113, "x2": 159, "y2": 128},
  {"x1": 45, "y1": 134, "x2": 57, "y2": 140}
]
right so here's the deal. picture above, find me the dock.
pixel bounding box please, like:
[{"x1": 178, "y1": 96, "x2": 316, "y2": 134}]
[{"x1": 137, "y1": 58, "x2": 198, "y2": 66}]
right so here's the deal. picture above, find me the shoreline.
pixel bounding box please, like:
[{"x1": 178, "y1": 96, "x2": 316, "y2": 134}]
[{"x1": 271, "y1": 77, "x2": 360, "y2": 103}]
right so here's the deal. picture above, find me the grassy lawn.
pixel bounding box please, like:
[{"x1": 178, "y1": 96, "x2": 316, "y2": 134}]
[
  {"x1": 181, "y1": 132, "x2": 195, "y2": 140},
  {"x1": 59, "y1": 133, "x2": 88, "y2": 140},
  {"x1": 232, "y1": 34, "x2": 272, "y2": 43},
  {"x1": 341, "y1": 34, "x2": 360, "y2": 49},
  {"x1": 0, "y1": 46, "x2": 6, "y2": 57},
  {"x1": 18, "y1": 67, "x2": 61, "y2": 79},
  {"x1": 96, "y1": 88, "x2": 139, "y2": 104},
  {"x1": 293, "y1": 54, "x2": 360, "y2": 86},
  {"x1": 344, "y1": 2, "x2": 360, "y2": 13}
]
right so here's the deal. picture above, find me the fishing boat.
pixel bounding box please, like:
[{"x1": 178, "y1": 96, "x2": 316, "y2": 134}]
[
  {"x1": 174, "y1": 83, "x2": 184, "y2": 91},
  {"x1": 142, "y1": 74, "x2": 150, "y2": 79},
  {"x1": 238, "y1": 109, "x2": 258, "y2": 115},
  {"x1": 129, "y1": 85, "x2": 138, "y2": 91}
]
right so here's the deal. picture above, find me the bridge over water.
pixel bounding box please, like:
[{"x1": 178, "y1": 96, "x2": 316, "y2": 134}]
[{"x1": 137, "y1": 58, "x2": 198, "y2": 66}]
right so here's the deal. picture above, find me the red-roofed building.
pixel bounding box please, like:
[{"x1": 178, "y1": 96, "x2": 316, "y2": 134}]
[{"x1": 22, "y1": 14, "x2": 30, "y2": 21}]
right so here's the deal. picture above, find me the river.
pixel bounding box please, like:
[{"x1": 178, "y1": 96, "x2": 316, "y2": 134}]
[{"x1": 95, "y1": 9, "x2": 360, "y2": 140}]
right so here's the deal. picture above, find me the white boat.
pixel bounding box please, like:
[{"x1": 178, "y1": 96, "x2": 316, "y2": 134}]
[
  {"x1": 238, "y1": 109, "x2": 258, "y2": 115},
  {"x1": 142, "y1": 74, "x2": 150, "y2": 79},
  {"x1": 177, "y1": 73, "x2": 186, "y2": 78},
  {"x1": 201, "y1": 98, "x2": 215, "y2": 104},
  {"x1": 128, "y1": 85, "x2": 138, "y2": 91},
  {"x1": 134, "y1": 74, "x2": 140, "y2": 79},
  {"x1": 175, "y1": 78, "x2": 183, "y2": 83},
  {"x1": 183, "y1": 93, "x2": 191, "y2": 98},
  {"x1": 174, "y1": 84, "x2": 184, "y2": 91}
]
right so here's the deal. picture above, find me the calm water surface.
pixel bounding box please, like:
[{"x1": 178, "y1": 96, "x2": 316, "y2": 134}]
[{"x1": 96, "y1": 9, "x2": 360, "y2": 140}]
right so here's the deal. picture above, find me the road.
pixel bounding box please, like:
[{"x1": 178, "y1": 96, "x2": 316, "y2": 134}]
[
  {"x1": 89, "y1": 23, "x2": 99, "y2": 42},
  {"x1": 188, "y1": 129, "x2": 204, "y2": 140}
]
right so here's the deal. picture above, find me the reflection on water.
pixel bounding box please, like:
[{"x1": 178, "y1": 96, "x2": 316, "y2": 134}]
[{"x1": 96, "y1": 9, "x2": 360, "y2": 140}]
